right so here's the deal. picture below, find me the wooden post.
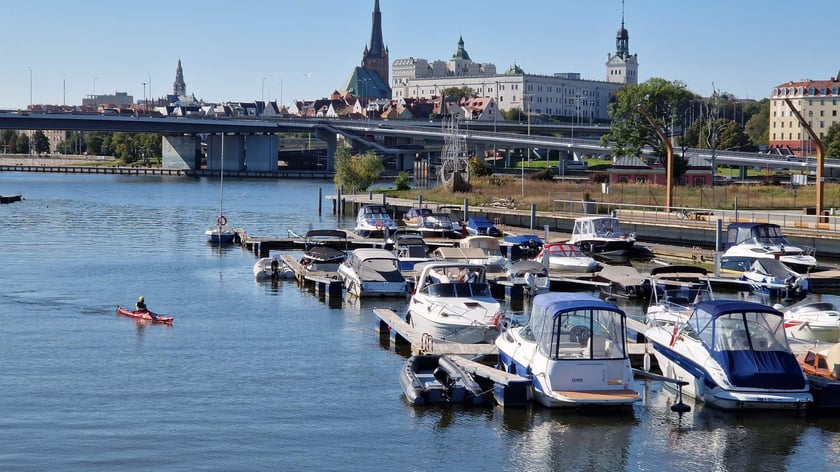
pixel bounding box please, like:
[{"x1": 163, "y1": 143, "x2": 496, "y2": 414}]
[
  {"x1": 785, "y1": 98, "x2": 826, "y2": 219},
  {"x1": 318, "y1": 187, "x2": 322, "y2": 215}
]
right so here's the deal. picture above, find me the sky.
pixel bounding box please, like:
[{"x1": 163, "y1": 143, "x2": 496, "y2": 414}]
[{"x1": 2, "y1": 0, "x2": 837, "y2": 109}]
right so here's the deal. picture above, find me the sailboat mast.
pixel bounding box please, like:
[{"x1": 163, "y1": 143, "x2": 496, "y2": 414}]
[{"x1": 219, "y1": 133, "x2": 224, "y2": 219}]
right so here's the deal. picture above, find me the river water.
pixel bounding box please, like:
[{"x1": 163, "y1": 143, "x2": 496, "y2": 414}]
[{"x1": 1, "y1": 172, "x2": 839, "y2": 471}]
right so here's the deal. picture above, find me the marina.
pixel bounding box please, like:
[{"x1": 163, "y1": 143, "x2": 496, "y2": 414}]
[{"x1": 3, "y1": 173, "x2": 840, "y2": 471}]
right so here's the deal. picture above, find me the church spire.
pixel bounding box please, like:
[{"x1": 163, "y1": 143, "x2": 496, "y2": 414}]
[
  {"x1": 361, "y1": 0, "x2": 389, "y2": 88},
  {"x1": 173, "y1": 59, "x2": 186, "y2": 96},
  {"x1": 368, "y1": 0, "x2": 385, "y2": 57}
]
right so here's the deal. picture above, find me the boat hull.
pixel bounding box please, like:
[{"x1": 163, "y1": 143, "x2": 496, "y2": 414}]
[{"x1": 116, "y1": 306, "x2": 173, "y2": 324}]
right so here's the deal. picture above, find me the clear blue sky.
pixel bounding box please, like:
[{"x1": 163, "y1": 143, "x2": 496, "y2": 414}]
[{"x1": 2, "y1": 0, "x2": 836, "y2": 109}]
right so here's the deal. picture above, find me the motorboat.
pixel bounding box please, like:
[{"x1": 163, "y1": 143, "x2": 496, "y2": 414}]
[
  {"x1": 354, "y1": 204, "x2": 398, "y2": 238},
  {"x1": 645, "y1": 265, "x2": 714, "y2": 327},
  {"x1": 337, "y1": 248, "x2": 408, "y2": 297},
  {"x1": 506, "y1": 260, "x2": 551, "y2": 297},
  {"x1": 721, "y1": 223, "x2": 817, "y2": 273},
  {"x1": 435, "y1": 205, "x2": 466, "y2": 232},
  {"x1": 501, "y1": 234, "x2": 543, "y2": 262},
  {"x1": 402, "y1": 207, "x2": 433, "y2": 228},
  {"x1": 459, "y1": 235, "x2": 510, "y2": 273},
  {"x1": 399, "y1": 354, "x2": 486, "y2": 406},
  {"x1": 205, "y1": 215, "x2": 236, "y2": 243},
  {"x1": 797, "y1": 343, "x2": 840, "y2": 409},
  {"x1": 739, "y1": 258, "x2": 810, "y2": 299},
  {"x1": 568, "y1": 216, "x2": 635, "y2": 256},
  {"x1": 391, "y1": 232, "x2": 433, "y2": 275},
  {"x1": 465, "y1": 215, "x2": 501, "y2": 237},
  {"x1": 433, "y1": 244, "x2": 508, "y2": 282},
  {"x1": 298, "y1": 229, "x2": 348, "y2": 278},
  {"x1": 253, "y1": 255, "x2": 295, "y2": 281},
  {"x1": 116, "y1": 306, "x2": 174, "y2": 325},
  {"x1": 533, "y1": 242, "x2": 599, "y2": 273},
  {"x1": 406, "y1": 262, "x2": 504, "y2": 344},
  {"x1": 495, "y1": 292, "x2": 641, "y2": 408},
  {"x1": 645, "y1": 300, "x2": 812, "y2": 410},
  {"x1": 777, "y1": 300, "x2": 840, "y2": 343},
  {"x1": 415, "y1": 213, "x2": 463, "y2": 239}
]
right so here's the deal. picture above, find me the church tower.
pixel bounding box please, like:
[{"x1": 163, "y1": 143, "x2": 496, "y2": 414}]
[
  {"x1": 173, "y1": 59, "x2": 186, "y2": 96},
  {"x1": 606, "y1": 0, "x2": 638, "y2": 85},
  {"x1": 361, "y1": 0, "x2": 389, "y2": 87}
]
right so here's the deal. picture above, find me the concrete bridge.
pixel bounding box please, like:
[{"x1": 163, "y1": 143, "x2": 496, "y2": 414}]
[{"x1": 0, "y1": 112, "x2": 834, "y2": 178}]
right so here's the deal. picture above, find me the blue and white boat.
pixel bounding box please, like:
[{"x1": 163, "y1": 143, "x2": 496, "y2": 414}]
[
  {"x1": 721, "y1": 222, "x2": 817, "y2": 273},
  {"x1": 354, "y1": 204, "x2": 398, "y2": 238},
  {"x1": 495, "y1": 293, "x2": 641, "y2": 408},
  {"x1": 739, "y1": 258, "x2": 810, "y2": 299},
  {"x1": 645, "y1": 300, "x2": 812, "y2": 410}
]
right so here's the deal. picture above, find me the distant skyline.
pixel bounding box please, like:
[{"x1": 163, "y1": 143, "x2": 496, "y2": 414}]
[{"x1": 2, "y1": 0, "x2": 837, "y2": 109}]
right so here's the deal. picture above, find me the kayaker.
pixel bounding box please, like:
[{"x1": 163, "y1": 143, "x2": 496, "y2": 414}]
[
  {"x1": 135, "y1": 296, "x2": 157, "y2": 320},
  {"x1": 135, "y1": 296, "x2": 148, "y2": 312}
]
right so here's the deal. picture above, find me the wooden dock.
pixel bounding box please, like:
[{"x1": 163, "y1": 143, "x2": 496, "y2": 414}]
[
  {"x1": 281, "y1": 254, "x2": 343, "y2": 298},
  {"x1": 373, "y1": 308, "x2": 498, "y2": 357}
]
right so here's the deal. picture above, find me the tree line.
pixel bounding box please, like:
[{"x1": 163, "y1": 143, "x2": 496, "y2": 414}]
[{"x1": 0, "y1": 130, "x2": 162, "y2": 164}]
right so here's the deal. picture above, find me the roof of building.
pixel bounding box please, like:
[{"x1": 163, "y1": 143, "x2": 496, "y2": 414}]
[{"x1": 341, "y1": 67, "x2": 391, "y2": 99}]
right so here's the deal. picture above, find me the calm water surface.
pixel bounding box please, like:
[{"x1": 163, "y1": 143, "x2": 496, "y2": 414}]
[{"x1": 1, "y1": 172, "x2": 839, "y2": 471}]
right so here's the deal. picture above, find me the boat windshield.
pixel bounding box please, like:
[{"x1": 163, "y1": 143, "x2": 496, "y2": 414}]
[
  {"x1": 426, "y1": 282, "x2": 491, "y2": 298},
  {"x1": 533, "y1": 308, "x2": 626, "y2": 360},
  {"x1": 691, "y1": 309, "x2": 789, "y2": 352}
]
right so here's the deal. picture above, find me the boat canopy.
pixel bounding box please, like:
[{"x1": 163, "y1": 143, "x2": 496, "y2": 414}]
[
  {"x1": 524, "y1": 293, "x2": 627, "y2": 361},
  {"x1": 684, "y1": 300, "x2": 806, "y2": 390},
  {"x1": 724, "y1": 223, "x2": 789, "y2": 249}
]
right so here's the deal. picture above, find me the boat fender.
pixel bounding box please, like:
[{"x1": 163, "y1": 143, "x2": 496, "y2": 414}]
[
  {"x1": 643, "y1": 352, "x2": 651, "y2": 372},
  {"x1": 492, "y1": 312, "x2": 506, "y2": 331},
  {"x1": 216, "y1": 215, "x2": 227, "y2": 226}
]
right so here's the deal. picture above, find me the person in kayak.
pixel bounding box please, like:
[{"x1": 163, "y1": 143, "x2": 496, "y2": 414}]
[{"x1": 135, "y1": 296, "x2": 157, "y2": 320}]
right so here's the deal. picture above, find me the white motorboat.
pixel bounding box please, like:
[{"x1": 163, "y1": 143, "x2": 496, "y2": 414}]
[
  {"x1": 495, "y1": 292, "x2": 641, "y2": 408},
  {"x1": 406, "y1": 262, "x2": 504, "y2": 344},
  {"x1": 721, "y1": 223, "x2": 817, "y2": 273},
  {"x1": 738, "y1": 258, "x2": 810, "y2": 299},
  {"x1": 777, "y1": 300, "x2": 840, "y2": 343},
  {"x1": 645, "y1": 300, "x2": 812, "y2": 410},
  {"x1": 337, "y1": 248, "x2": 408, "y2": 297},
  {"x1": 354, "y1": 204, "x2": 398, "y2": 238},
  {"x1": 506, "y1": 260, "x2": 551, "y2": 297},
  {"x1": 253, "y1": 255, "x2": 295, "y2": 281},
  {"x1": 645, "y1": 265, "x2": 714, "y2": 327},
  {"x1": 415, "y1": 213, "x2": 462, "y2": 239},
  {"x1": 533, "y1": 242, "x2": 599, "y2": 273},
  {"x1": 568, "y1": 216, "x2": 635, "y2": 256},
  {"x1": 402, "y1": 207, "x2": 433, "y2": 228}
]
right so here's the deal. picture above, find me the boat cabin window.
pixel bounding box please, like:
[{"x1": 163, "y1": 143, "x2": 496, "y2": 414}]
[
  {"x1": 534, "y1": 308, "x2": 626, "y2": 360},
  {"x1": 426, "y1": 282, "x2": 489, "y2": 298}
]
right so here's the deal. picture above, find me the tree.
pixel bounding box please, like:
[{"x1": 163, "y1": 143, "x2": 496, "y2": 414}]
[
  {"x1": 601, "y1": 77, "x2": 696, "y2": 170},
  {"x1": 32, "y1": 130, "x2": 50, "y2": 154},
  {"x1": 825, "y1": 123, "x2": 840, "y2": 159},
  {"x1": 717, "y1": 120, "x2": 754, "y2": 151},
  {"x1": 440, "y1": 86, "x2": 474, "y2": 100},
  {"x1": 333, "y1": 147, "x2": 383, "y2": 192},
  {"x1": 394, "y1": 171, "x2": 412, "y2": 191},
  {"x1": 16, "y1": 133, "x2": 29, "y2": 154},
  {"x1": 1, "y1": 130, "x2": 17, "y2": 153},
  {"x1": 468, "y1": 156, "x2": 493, "y2": 177},
  {"x1": 502, "y1": 107, "x2": 523, "y2": 121}
]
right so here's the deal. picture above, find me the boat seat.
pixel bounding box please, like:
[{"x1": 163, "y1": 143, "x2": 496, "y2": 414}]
[{"x1": 587, "y1": 335, "x2": 609, "y2": 358}]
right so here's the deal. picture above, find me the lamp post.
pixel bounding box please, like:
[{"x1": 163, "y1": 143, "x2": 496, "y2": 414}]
[
  {"x1": 261, "y1": 77, "x2": 266, "y2": 103},
  {"x1": 521, "y1": 94, "x2": 532, "y2": 198},
  {"x1": 93, "y1": 77, "x2": 97, "y2": 108},
  {"x1": 141, "y1": 82, "x2": 147, "y2": 116},
  {"x1": 27, "y1": 66, "x2": 32, "y2": 109}
]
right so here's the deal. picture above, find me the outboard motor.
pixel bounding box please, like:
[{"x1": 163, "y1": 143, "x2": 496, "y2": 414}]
[
  {"x1": 433, "y1": 366, "x2": 454, "y2": 400},
  {"x1": 270, "y1": 259, "x2": 279, "y2": 280}
]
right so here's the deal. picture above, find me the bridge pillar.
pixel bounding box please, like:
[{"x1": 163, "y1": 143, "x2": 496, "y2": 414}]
[
  {"x1": 316, "y1": 129, "x2": 337, "y2": 172},
  {"x1": 243, "y1": 134, "x2": 278, "y2": 172},
  {"x1": 207, "y1": 134, "x2": 246, "y2": 171},
  {"x1": 739, "y1": 165, "x2": 748, "y2": 180},
  {"x1": 474, "y1": 143, "x2": 486, "y2": 162},
  {"x1": 162, "y1": 135, "x2": 200, "y2": 170}
]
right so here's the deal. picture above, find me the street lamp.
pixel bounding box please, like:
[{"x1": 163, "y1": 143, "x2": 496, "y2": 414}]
[
  {"x1": 27, "y1": 66, "x2": 32, "y2": 109},
  {"x1": 261, "y1": 77, "x2": 266, "y2": 102},
  {"x1": 141, "y1": 82, "x2": 147, "y2": 116},
  {"x1": 521, "y1": 94, "x2": 532, "y2": 198}
]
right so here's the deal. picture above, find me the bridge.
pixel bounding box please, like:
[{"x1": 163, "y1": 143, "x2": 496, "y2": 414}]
[{"x1": 0, "y1": 112, "x2": 833, "y2": 178}]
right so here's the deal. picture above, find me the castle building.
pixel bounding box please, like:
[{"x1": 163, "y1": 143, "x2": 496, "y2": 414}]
[
  {"x1": 605, "y1": 1, "x2": 638, "y2": 85},
  {"x1": 389, "y1": 4, "x2": 634, "y2": 122}
]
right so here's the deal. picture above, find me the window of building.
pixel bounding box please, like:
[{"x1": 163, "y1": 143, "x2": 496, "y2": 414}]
[
  {"x1": 619, "y1": 176, "x2": 629, "y2": 183},
  {"x1": 635, "y1": 176, "x2": 647, "y2": 184},
  {"x1": 820, "y1": 121, "x2": 825, "y2": 128}
]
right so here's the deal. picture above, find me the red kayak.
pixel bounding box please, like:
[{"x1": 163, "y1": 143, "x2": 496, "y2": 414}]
[{"x1": 116, "y1": 306, "x2": 174, "y2": 324}]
